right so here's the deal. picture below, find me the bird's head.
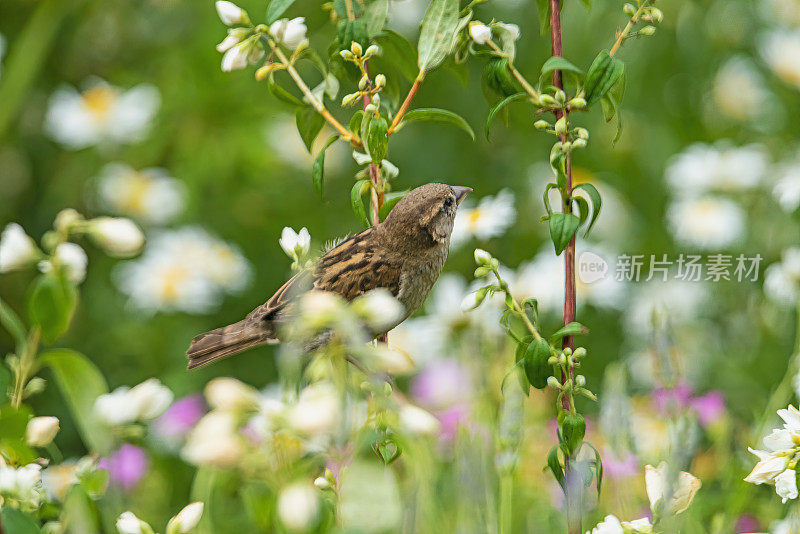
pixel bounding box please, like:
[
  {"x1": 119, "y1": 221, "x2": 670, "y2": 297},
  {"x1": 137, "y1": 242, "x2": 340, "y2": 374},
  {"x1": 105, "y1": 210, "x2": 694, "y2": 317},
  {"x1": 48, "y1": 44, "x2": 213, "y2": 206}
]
[{"x1": 382, "y1": 183, "x2": 471, "y2": 248}]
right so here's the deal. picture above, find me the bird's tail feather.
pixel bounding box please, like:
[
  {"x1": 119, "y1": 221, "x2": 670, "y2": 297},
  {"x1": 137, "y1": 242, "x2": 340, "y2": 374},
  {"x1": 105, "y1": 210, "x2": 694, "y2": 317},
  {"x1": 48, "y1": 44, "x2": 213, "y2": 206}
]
[{"x1": 186, "y1": 319, "x2": 272, "y2": 370}]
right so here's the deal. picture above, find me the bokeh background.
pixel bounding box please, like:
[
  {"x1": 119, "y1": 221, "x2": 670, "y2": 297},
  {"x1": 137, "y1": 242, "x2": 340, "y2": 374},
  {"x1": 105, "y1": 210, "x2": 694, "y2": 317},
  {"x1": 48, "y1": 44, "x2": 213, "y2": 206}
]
[{"x1": 3, "y1": 0, "x2": 800, "y2": 531}]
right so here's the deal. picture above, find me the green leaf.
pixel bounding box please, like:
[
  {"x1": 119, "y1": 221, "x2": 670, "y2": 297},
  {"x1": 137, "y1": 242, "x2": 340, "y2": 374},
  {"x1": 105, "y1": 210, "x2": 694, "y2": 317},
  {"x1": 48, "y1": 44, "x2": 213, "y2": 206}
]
[
  {"x1": 365, "y1": 0, "x2": 389, "y2": 36},
  {"x1": 40, "y1": 349, "x2": 112, "y2": 454},
  {"x1": 266, "y1": 0, "x2": 297, "y2": 23},
  {"x1": 338, "y1": 19, "x2": 369, "y2": 51},
  {"x1": 573, "y1": 196, "x2": 590, "y2": 226},
  {"x1": 582, "y1": 441, "x2": 604, "y2": 494},
  {"x1": 366, "y1": 116, "x2": 389, "y2": 163},
  {"x1": 417, "y1": 0, "x2": 459, "y2": 72},
  {"x1": 401, "y1": 108, "x2": 475, "y2": 140},
  {"x1": 28, "y1": 272, "x2": 77, "y2": 343},
  {"x1": 1, "y1": 507, "x2": 41, "y2": 534},
  {"x1": 350, "y1": 110, "x2": 364, "y2": 137},
  {"x1": 0, "y1": 403, "x2": 36, "y2": 465},
  {"x1": 267, "y1": 78, "x2": 303, "y2": 107},
  {"x1": 542, "y1": 183, "x2": 557, "y2": 216},
  {"x1": 584, "y1": 50, "x2": 624, "y2": 106},
  {"x1": 312, "y1": 136, "x2": 339, "y2": 200},
  {"x1": 546, "y1": 446, "x2": 565, "y2": 490},
  {"x1": 541, "y1": 56, "x2": 584, "y2": 78},
  {"x1": 63, "y1": 485, "x2": 101, "y2": 534},
  {"x1": 295, "y1": 107, "x2": 325, "y2": 153},
  {"x1": 536, "y1": 0, "x2": 551, "y2": 35},
  {"x1": 572, "y1": 183, "x2": 602, "y2": 235},
  {"x1": 379, "y1": 190, "x2": 407, "y2": 220},
  {"x1": 548, "y1": 322, "x2": 588, "y2": 343},
  {"x1": 548, "y1": 213, "x2": 580, "y2": 256},
  {"x1": 523, "y1": 338, "x2": 551, "y2": 389},
  {"x1": 481, "y1": 58, "x2": 519, "y2": 103},
  {"x1": 351, "y1": 179, "x2": 373, "y2": 228},
  {"x1": 334, "y1": 0, "x2": 363, "y2": 18},
  {"x1": 558, "y1": 412, "x2": 586, "y2": 455},
  {"x1": 375, "y1": 30, "x2": 418, "y2": 81},
  {"x1": 0, "y1": 296, "x2": 28, "y2": 356},
  {"x1": 485, "y1": 92, "x2": 526, "y2": 139}
]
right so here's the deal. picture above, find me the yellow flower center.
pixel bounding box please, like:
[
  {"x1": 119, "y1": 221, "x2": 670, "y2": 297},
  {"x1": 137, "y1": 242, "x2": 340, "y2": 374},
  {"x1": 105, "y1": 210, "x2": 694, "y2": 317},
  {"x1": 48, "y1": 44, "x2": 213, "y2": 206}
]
[
  {"x1": 119, "y1": 172, "x2": 152, "y2": 215},
  {"x1": 81, "y1": 86, "x2": 117, "y2": 122},
  {"x1": 159, "y1": 265, "x2": 189, "y2": 302}
]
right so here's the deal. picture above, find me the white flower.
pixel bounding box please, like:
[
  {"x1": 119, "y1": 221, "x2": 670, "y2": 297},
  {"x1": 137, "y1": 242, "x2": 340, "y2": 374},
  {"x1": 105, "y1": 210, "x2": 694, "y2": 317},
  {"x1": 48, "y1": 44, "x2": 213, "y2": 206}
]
[
  {"x1": 308, "y1": 74, "x2": 340, "y2": 103},
  {"x1": 0, "y1": 463, "x2": 45, "y2": 507},
  {"x1": 469, "y1": 22, "x2": 492, "y2": 44},
  {"x1": 587, "y1": 515, "x2": 623, "y2": 534},
  {"x1": 372, "y1": 345, "x2": 415, "y2": 374},
  {"x1": 712, "y1": 57, "x2": 769, "y2": 121},
  {"x1": 666, "y1": 196, "x2": 745, "y2": 249},
  {"x1": 498, "y1": 23, "x2": 520, "y2": 40},
  {"x1": 96, "y1": 163, "x2": 186, "y2": 224},
  {"x1": 665, "y1": 143, "x2": 767, "y2": 195},
  {"x1": 776, "y1": 469, "x2": 799, "y2": 503},
  {"x1": 622, "y1": 518, "x2": 653, "y2": 533},
  {"x1": 277, "y1": 482, "x2": 320, "y2": 531},
  {"x1": 764, "y1": 248, "x2": 800, "y2": 305},
  {"x1": 0, "y1": 223, "x2": 39, "y2": 272},
  {"x1": 169, "y1": 502, "x2": 204, "y2": 533},
  {"x1": 216, "y1": 29, "x2": 245, "y2": 52},
  {"x1": 279, "y1": 227, "x2": 311, "y2": 259},
  {"x1": 299, "y1": 291, "x2": 346, "y2": 328},
  {"x1": 45, "y1": 80, "x2": 159, "y2": 149},
  {"x1": 215, "y1": 1, "x2": 247, "y2": 25},
  {"x1": 624, "y1": 279, "x2": 709, "y2": 336},
  {"x1": 221, "y1": 42, "x2": 250, "y2": 72},
  {"x1": 116, "y1": 511, "x2": 144, "y2": 534},
  {"x1": 451, "y1": 189, "x2": 516, "y2": 247},
  {"x1": 772, "y1": 516, "x2": 800, "y2": 534},
  {"x1": 774, "y1": 168, "x2": 800, "y2": 213},
  {"x1": 270, "y1": 18, "x2": 308, "y2": 50},
  {"x1": 41, "y1": 460, "x2": 80, "y2": 502},
  {"x1": 645, "y1": 462, "x2": 701, "y2": 514},
  {"x1": 204, "y1": 377, "x2": 259, "y2": 411},
  {"x1": 182, "y1": 411, "x2": 244, "y2": 467},
  {"x1": 289, "y1": 382, "x2": 341, "y2": 437},
  {"x1": 39, "y1": 242, "x2": 88, "y2": 284},
  {"x1": 95, "y1": 387, "x2": 140, "y2": 426},
  {"x1": 114, "y1": 227, "x2": 250, "y2": 313},
  {"x1": 90, "y1": 217, "x2": 145, "y2": 257},
  {"x1": 474, "y1": 248, "x2": 492, "y2": 264},
  {"x1": 129, "y1": 378, "x2": 173, "y2": 420},
  {"x1": 352, "y1": 289, "x2": 405, "y2": 332},
  {"x1": 26, "y1": 416, "x2": 60, "y2": 447},
  {"x1": 398, "y1": 404, "x2": 440, "y2": 436},
  {"x1": 761, "y1": 29, "x2": 800, "y2": 89},
  {"x1": 460, "y1": 290, "x2": 483, "y2": 312}
]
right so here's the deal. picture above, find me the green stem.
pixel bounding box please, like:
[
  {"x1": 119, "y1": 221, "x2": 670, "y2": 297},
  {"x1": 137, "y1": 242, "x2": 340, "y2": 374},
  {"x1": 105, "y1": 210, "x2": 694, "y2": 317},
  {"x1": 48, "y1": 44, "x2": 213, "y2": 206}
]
[
  {"x1": 12, "y1": 329, "x2": 40, "y2": 409},
  {"x1": 609, "y1": 0, "x2": 651, "y2": 57},
  {"x1": 499, "y1": 474, "x2": 513, "y2": 534}
]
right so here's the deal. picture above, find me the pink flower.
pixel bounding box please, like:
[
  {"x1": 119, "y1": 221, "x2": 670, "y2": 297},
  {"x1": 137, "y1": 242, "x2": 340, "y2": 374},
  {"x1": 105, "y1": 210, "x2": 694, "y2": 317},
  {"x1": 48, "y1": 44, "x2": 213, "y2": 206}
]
[
  {"x1": 652, "y1": 382, "x2": 693, "y2": 413},
  {"x1": 734, "y1": 514, "x2": 761, "y2": 533},
  {"x1": 689, "y1": 391, "x2": 726, "y2": 427},
  {"x1": 153, "y1": 394, "x2": 205, "y2": 438},
  {"x1": 411, "y1": 359, "x2": 472, "y2": 411},
  {"x1": 98, "y1": 444, "x2": 148, "y2": 490},
  {"x1": 436, "y1": 404, "x2": 469, "y2": 442},
  {"x1": 601, "y1": 448, "x2": 639, "y2": 479}
]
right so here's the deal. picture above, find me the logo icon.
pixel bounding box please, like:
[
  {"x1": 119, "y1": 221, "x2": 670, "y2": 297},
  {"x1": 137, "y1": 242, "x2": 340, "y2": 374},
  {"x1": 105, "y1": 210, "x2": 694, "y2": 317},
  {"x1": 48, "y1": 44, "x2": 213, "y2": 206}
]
[{"x1": 577, "y1": 251, "x2": 609, "y2": 284}]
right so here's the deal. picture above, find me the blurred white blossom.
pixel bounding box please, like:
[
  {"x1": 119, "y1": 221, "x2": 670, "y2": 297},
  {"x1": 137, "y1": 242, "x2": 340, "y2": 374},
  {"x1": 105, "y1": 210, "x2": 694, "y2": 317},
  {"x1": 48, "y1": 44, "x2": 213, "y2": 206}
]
[
  {"x1": 764, "y1": 248, "x2": 800, "y2": 305},
  {"x1": 761, "y1": 29, "x2": 800, "y2": 89},
  {"x1": 665, "y1": 143, "x2": 767, "y2": 195},
  {"x1": 94, "y1": 378, "x2": 173, "y2": 426},
  {"x1": 95, "y1": 163, "x2": 186, "y2": 224},
  {"x1": 215, "y1": 0, "x2": 247, "y2": 25},
  {"x1": 45, "y1": 80, "x2": 159, "y2": 149},
  {"x1": 352, "y1": 289, "x2": 405, "y2": 332},
  {"x1": 277, "y1": 482, "x2": 320, "y2": 531},
  {"x1": 398, "y1": 404, "x2": 440, "y2": 436},
  {"x1": 280, "y1": 226, "x2": 311, "y2": 260},
  {"x1": 289, "y1": 382, "x2": 341, "y2": 438},
  {"x1": 205, "y1": 377, "x2": 259, "y2": 411},
  {"x1": 469, "y1": 22, "x2": 492, "y2": 44},
  {"x1": 666, "y1": 196, "x2": 745, "y2": 249},
  {"x1": 645, "y1": 462, "x2": 701, "y2": 514},
  {"x1": 169, "y1": 502, "x2": 204, "y2": 533},
  {"x1": 90, "y1": 217, "x2": 145, "y2": 257},
  {"x1": 182, "y1": 410, "x2": 245, "y2": 467},
  {"x1": 712, "y1": 57, "x2": 769, "y2": 121},
  {"x1": 0, "y1": 463, "x2": 45, "y2": 508},
  {"x1": 0, "y1": 223, "x2": 39, "y2": 273},
  {"x1": 451, "y1": 189, "x2": 515, "y2": 247},
  {"x1": 625, "y1": 280, "x2": 709, "y2": 336},
  {"x1": 116, "y1": 511, "x2": 146, "y2": 534},
  {"x1": 114, "y1": 226, "x2": 250, "y2": 313}
]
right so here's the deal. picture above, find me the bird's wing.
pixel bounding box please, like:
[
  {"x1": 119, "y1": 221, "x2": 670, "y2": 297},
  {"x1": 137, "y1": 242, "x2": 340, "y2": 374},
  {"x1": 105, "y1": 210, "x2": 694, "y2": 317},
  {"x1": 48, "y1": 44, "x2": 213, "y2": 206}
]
[
  {"x1": 315, "y1": 227, "x2": 402, "y2": 300},
  {"x1": 246, "y1": 268, "x2": 315, "y2": 321}
]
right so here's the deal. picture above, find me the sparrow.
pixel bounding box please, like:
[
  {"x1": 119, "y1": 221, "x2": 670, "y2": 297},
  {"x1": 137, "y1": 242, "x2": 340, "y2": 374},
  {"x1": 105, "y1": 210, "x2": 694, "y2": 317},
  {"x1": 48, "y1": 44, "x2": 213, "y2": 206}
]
[{"x1": 186, "y1": 182, "x2": 472, "y2": 369}]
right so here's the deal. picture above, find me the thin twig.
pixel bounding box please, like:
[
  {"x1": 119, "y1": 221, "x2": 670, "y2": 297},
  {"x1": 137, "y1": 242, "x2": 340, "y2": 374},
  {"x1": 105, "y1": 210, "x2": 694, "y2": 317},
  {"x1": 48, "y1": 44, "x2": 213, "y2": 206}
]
[
  {"x1": 269, "y1": 41, "x2": 355, "y2": 142},
  {"x1": 609, "y1": 0, "x2": 651, "y2": 57},
  {"x1": 388, "y1": 71, "x2": 426, "y2": 135},
  {"x1": 486, "y1": 40, "x2": 540, "y2": 100}
]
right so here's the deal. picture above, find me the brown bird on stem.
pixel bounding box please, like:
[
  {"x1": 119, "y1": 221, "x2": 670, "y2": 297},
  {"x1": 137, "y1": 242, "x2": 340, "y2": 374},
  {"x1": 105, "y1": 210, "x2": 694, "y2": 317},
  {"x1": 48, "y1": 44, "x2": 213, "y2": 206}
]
[{"x1": 186, "y1": 183, "x2": 472, "y2": 369}]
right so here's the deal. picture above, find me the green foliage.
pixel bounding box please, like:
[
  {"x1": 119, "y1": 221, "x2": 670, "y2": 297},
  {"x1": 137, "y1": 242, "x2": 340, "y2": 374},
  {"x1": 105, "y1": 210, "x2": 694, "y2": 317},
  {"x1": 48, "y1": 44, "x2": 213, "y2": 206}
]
[
  {"x1": 0, "y1": 507, "x2": 41, "y2": 534},
  {"x1": 295, "y1": 107, "x2": 325, "y2": 153},
  {"x1": 417, "y1": 0, "x2": 459, "y2": 72},
  {"x1": 351, "y1": 179, "x2": 373, "y2": 227},
  {"x1": 583, "y1": 50, "x2": 625, "y2": 106},
  {"x1": 27, "y1": 273, "x2": 77, "y2": 343},
  {"x1": 548, "y1": 213, "x2": 580, "y2": 255},
  {"x1": 312, "y1": 136, "x2": 339, "y2": 199},
  {"x1": 400, "y1": 108, "x2": 475, "y2": 140},
  {"x1": 266, "y1": 0, "x2": 297, "y2": 23},
  {"x1": 485, "y1": 92, "x2": 527, "y2": 139}
]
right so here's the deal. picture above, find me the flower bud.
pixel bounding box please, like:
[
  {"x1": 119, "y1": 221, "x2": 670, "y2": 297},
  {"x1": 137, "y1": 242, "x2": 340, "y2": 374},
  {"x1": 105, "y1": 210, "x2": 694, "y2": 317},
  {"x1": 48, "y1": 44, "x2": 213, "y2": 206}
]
[
  {"x1": 371, "y1": 94, "x2": 381, "y2": 108},
  {"x1": 90, "y1": 217, "x2": 144, "y2": 257},
  {"x1": 572, "y1": 138, "x2": 587, "y2": 149},
  {"x1": 364, "y1": 103, "x2": 377, "y2": 114},
  {"x1": 534, "y1": 119, "x2": 550, "y2": 130},
  {"x1": 364, "y1": 45, "x2": 380, "y2": 57},
  {"x1": 623, "y1": 3, "x2": 636, "y2": 15},
  {"x1": 554, "y1": 117, "x2": 567, "y2": 136},
  {"x1": 374, "y1": 74, "x2": 386, "y2": 88},
  {"x1": 572, "y1": 347, "x2": 587, "y2": 359},
  {"x1": 341, "y1": 92, "x2": 360, "y2": 107},
  {"x1": 574, "y1": 127, "x2": 589, "y2": 140},
  {"x1": 647, "y1": 7, "x2": 663, "y2": 22},
  {"x1": 116, "y1": 512, "x2": 146, "y2": 534},
  {"x1": 26, "y1": 416, "x2": 59, "y2": 447},
  {"x1": 350, "y1": 41, "x2": 363, "y2": 56},
  {"x1": 314, "y1": 477, "x2": 330, "y2": 489},
  {"x1": 358, "y1": 75, "x2": 369, "y2": 90},
  {"x1": 554, "y1": 90, "x2": 566, "y2": 105},
  {"x1": 640, "y1": 25, "x2": 656, "y2": 36},
  {"x1": 469, "y1": 22, "x2": 492, "y2": 45},
  {"x1": 215, "y1": 1, "x2": 248, "y2": 26},
  {"x1": 538, "y1": 94, "x2": 557, "y2": 107},
  {"x1": 461, "y1": 287, "x2": 488, "y2": 312},
  {"x1": 339, "y1": 50, "x2": 355, "y2": 61},
  {"x1": 54, "y1": 209, "x2": 83, "y2": 234},
  {"x1": 546, "y1": 376, "x2": 561, "y2": 389},
  {"x1": 575, "y1": 375, "x2": 586, "y2": 387},
  {"x1": 170, "y1": 502, "x2": 204, "y2": 533},
  {"x1": 568, "y1": 97, "x2": 587, "y2": 109},
  {"x1": 474, "y1": 248, "x2": 492, "y2": 265}
]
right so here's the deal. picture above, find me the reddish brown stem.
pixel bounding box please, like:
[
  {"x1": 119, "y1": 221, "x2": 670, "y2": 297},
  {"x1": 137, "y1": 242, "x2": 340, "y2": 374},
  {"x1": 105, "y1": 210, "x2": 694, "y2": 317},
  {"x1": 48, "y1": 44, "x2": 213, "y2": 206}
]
[
  {"x1": 361, "y1": 61, "x2": 383, "y2": 226},
  {"x1": 388, "y1": 72, "x2": 425, "y2": 134},
  {"x1": 549, "y1": 0, "x2": 580, "y2": 532}
]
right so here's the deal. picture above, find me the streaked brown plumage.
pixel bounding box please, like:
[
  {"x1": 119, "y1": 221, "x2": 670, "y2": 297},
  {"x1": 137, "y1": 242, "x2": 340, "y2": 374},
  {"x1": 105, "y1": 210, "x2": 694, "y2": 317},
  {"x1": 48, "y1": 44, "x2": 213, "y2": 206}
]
[{"x1": 186, "y1": 182, "x2": 471, "y2": 369}]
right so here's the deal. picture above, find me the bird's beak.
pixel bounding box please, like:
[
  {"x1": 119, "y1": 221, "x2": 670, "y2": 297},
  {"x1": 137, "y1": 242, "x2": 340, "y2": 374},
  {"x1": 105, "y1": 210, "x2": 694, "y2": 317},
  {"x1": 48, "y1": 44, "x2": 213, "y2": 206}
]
[{"x1": 452, "y1": 186, "x2": 472, "y2": 206}]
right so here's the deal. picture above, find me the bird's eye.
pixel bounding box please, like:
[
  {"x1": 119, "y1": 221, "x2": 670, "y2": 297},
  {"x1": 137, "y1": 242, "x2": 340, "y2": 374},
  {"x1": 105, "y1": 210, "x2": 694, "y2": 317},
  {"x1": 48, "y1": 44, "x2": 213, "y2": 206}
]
[{"x1": 444, "y1": 197, "x2": 454, "y2": 208}]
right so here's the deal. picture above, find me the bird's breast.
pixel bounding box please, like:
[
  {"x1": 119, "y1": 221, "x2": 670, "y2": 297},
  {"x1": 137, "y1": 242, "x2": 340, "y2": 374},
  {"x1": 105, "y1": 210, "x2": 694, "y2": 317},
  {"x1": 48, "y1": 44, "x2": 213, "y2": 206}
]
[{"x1": 396, "y1": 246, "x2": 448, "y2": 318}]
